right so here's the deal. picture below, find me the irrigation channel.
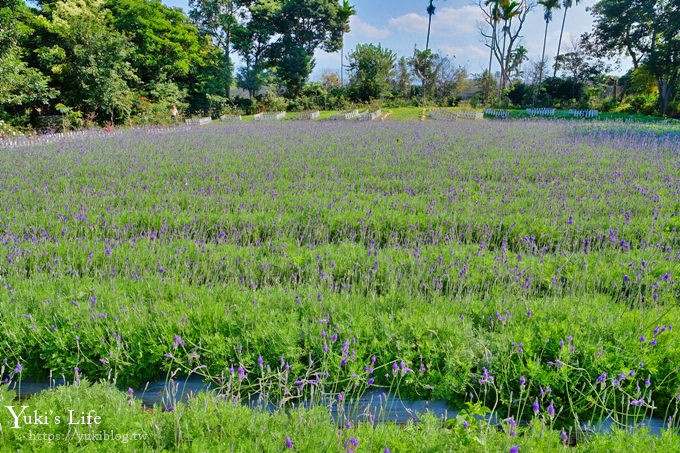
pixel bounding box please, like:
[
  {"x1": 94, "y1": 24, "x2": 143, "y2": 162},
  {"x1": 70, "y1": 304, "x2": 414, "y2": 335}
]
[{"x1": 8, "y1": 377, "x2": 668, "y2": 438}]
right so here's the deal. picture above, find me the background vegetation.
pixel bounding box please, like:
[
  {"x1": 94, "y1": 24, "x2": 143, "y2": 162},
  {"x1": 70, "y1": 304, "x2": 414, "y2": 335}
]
[{"x1": 1, "y1": 0, "x2": 678, "y2": 136}]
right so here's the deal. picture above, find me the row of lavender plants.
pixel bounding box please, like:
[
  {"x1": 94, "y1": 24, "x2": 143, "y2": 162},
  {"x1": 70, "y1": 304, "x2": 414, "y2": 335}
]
[{"x1": 0, "y1": 121, "x2": 678, "y2": 442}]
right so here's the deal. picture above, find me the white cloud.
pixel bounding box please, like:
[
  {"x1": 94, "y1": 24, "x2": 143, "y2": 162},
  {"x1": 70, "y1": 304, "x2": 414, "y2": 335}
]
[
  {"x1": 438, "y1": 44, "x2": 489, "y2": 61},
  {"x1": 388, "y1": 6, "x2": 482, "y2": 36},
  {"x1": 350, "y1": 16, "x2": 392, "y2": 40}
]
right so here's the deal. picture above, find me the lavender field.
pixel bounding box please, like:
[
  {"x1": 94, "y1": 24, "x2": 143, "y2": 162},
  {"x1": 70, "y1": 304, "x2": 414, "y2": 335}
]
[{"x1": 1, "y1": 120, "x2": 679, "y2": 450}]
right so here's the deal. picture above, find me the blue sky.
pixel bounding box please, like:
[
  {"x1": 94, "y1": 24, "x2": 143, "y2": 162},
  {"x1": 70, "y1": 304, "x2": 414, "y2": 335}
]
[{"x1": 164, "y1": 1, "x2": 625, "y2": 80}]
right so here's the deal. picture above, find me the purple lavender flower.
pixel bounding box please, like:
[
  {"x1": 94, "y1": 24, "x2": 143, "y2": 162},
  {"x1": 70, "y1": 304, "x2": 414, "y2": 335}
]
[
  {"x1": 533, "y1": 398, "x2": 539, "y2": 414},
  {"x1": 510, "y1": 446, "x2": 519, "y2": 453},
  {"x1": 561, "y1": 429, "x2": 568, "y2": 443},
  {"x1": 173, "y1": 334, "x2": 184, "y2": 349},
  {"x1": 13, "y1": 363, "x2": 22, "y2": 374},
  {"x1": 547, "y1": 401, "x2": 555, "y2": 417},
  {"x1": 596, "y1": 373, "x2": 607, "y2": 384},
  {"x1": 285, "y1": 437, "x2": 293, "y2": 449}
]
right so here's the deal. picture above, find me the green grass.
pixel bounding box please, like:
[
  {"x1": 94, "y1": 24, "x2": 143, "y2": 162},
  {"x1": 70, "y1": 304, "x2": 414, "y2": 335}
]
[{"x1": 1, "y1": 382, "x2": 678, "y2": 452}]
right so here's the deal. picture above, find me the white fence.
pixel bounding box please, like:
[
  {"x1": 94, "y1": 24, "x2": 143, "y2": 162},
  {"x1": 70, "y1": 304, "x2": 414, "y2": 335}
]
[
  {"x1": 569, "y1": 109, "x2": 599, "y2": 118},
  {"x1": 484, "y1": 109, "x2": 510, "y2": 119},
  {"x1": 329, "y1": 110, "x2": 359, "y2": 120},
  {"x1": 429, "y1": 109, "x2": 484, "y2": 121},
  {"x1": 254, "y1": 111, "x2": 286, "y2": 121},
  {"x1": 185, "y1": 117, "x2": 212, "y2": 125},
  {"x1": 220, "y1": 114, "x2": 242, "y2": 122},
  {"x1": 357, "y1": 110, "x2": 382, "y2": 121},
  {"x1": 526, "y1": 108, "x2": 556, "y2": 116},
  {"x1": 297, "y1": 111, "x2": 320, "y2": 120},
  {"x1": 0, "y1": 125, "x2": 181, "y2": 150}
]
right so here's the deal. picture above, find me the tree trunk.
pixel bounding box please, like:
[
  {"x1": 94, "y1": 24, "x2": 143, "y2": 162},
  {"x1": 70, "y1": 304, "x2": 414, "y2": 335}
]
[
  {"x1": 341, "y1": 31, "x2": 344, "y2": 86},
  {"x1": 553, "y1": 6, "x2": 569, "y2": 78},
  {"x1": 657, "y1": 75, "x2": 671, "y2": 116},
  {"x1": 539, "y1": 19, "x2": 549, "y2": 84},
  {"x1": 488, "y1": 24, "x2": 496, "y2": 74},
  {"x1": 426, "y1": 13, "x2": 433, "y2": 51},
  {"x1": 501, "y1": 21, "x2": 508, "y2": 91}
]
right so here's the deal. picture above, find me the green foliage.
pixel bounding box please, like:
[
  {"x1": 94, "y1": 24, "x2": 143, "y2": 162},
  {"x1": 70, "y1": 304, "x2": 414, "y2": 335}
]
[
  {"x1": 34, "y1": 0, "x2": 139, "y2": 123},
  {"x1": 0, "y1": 1, "x2": 55, "y2": 122},
  {"x1": 347, "y1": 43, "x2": 396, "y2": 102},
  {"x1": 107, "y1": 0, "x2": 204, "y2": 84},
  {"x1": 541, "y1": 76, "x2": 585, "y2": 105},
  {"x1": 472, "y1": 70, "x2": 498, "y2": 106},
  {"x1": 586, "y1": 0, "x2": 680, "y2": 115}
]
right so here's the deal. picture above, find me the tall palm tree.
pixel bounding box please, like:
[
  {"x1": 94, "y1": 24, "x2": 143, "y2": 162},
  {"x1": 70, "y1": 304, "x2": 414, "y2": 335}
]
[
  {"x1": 553, "y1": 0, "x2": 579, "y2": 77},
  {"x1": 426, "y1": 0, "x2": 436, "y2": 51},
  {"x1": 485, "y1": 0, "x2": 502, "y2": 75},
  {"x1": 338, "y1": 0, "x2": 356, "y2": 86},
  {"x1": 538, "y1": 0, "x2": 560, "y2": 84},
  {"x1": 499, "y1": 0, "x2": 522, "y2": 89}
]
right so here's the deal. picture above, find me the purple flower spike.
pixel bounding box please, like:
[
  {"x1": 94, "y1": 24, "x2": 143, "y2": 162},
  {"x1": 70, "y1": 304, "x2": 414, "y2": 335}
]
[
  {"x1": 533, "y1": 398, "x2": 539, "y2": 414},
  {"x1": 510, "y1": 446, "x2": 519, "y2": 453},
  {"x1": 561, "y1": 429, "x2": 568, "y2": 443},
  {"x1": 547, "y1": 401, "x2": 555, "y2": 417},
  {"x1": 285, "y1": 437, "x2": 293, "y2": 449}
]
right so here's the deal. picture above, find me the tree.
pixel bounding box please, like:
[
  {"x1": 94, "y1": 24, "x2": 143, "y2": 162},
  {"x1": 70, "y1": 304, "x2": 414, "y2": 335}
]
[
  {"x1": 473, "y1": 70, "x2": 498, "y2": 106},
  {"x1": 321, "y1": 71, "x2": 341, "y2": 90},
  {"x1": 537, "y1": 0, "x2": 560, "y2": 85},
  {"x1": 107, "y1": 0, "x2": 205, "y2": 85},
  {"x1": 479, "y1": 0, "x2": 532, "y2": 91},
  {"x1": 269, "y1": 0, "x2": 351, "y2": 97},
  {"x1": 33, "y1": 0, "x2": 138, "y2": 123},
  {"x1": 233, "y1": 0, "x2": 279, "y2": 97},
  {"x1": 584, "y1": 0, "x2": 680, "y2": 115},
  {"x1": 392, "y1": 56, "x2": 412, "y2": 98},
  {"x1": 407, "y1": 48, "x2": 460, "y2": 104},
  {"x1": 409, "y1": 49, "x2": 442, "y2": 103},
  {"x1": 553, "y1": 0, "x2": 580, "y2": 78},
  {"x1": 425, "y1": 0, "x2": 436, "y2": 51},
  {"x1": 338, "y1": 0, "x2": 355, "y2": 86},
  {"x1": 484, "y1": 0, "x2": 502, "y2": 74},
  {"x1": 0, "y1": 0, "x2": 55, "y2": 121},
  {"x1": 189, "y1": 0, "x2": 243, "y2": 97},
  {"x1": 346, "y1": 43, "x2": 395, "y2": 102}
]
